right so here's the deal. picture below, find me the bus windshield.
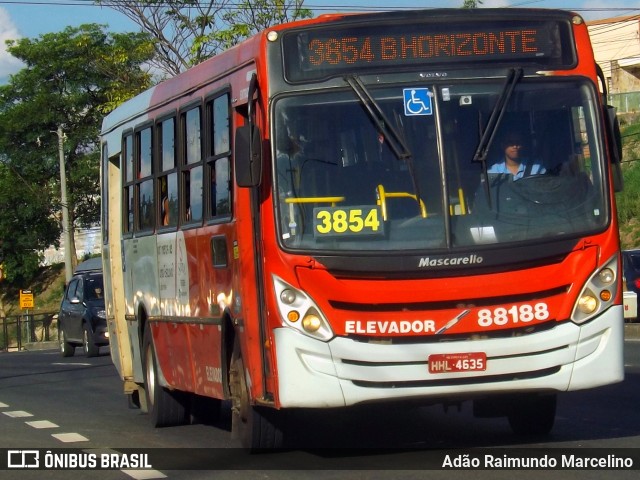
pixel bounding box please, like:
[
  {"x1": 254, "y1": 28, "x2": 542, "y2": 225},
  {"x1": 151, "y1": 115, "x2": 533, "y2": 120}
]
[{"x1": 274, "y1": 77, "x2": 607, "y2": 252}]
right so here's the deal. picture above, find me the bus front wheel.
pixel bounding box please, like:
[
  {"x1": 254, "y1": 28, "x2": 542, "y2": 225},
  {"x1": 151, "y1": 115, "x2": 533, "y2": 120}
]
[{"x1": 229, "y1": 341, "x2": 284, "y2": 450}]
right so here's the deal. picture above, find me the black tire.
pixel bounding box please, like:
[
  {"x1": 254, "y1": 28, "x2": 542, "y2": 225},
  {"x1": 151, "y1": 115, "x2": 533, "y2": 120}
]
[
  {"x1": 58, "y1": 328, "x2": 74, "y2": 357},
  {"x1": 229, "y1": 340, "x2": 284, "y2": 450},
  {"x1": 190, "y1": 394, "x2": 222, "y2": 425},
  {"x1": 142, "y1": 325, "x2": 189, "y2": 427},
  {"x1": 507, "y1": 394, "x2": 557, "y2": 436},
  {"x1": 83, "y1": 324, "x2": 100, "y2": 357}
]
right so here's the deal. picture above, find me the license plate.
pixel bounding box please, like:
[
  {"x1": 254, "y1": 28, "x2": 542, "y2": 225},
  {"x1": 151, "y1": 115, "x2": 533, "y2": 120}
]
[{"x1": 428, "y1": 352, "x2": 487, "y2": 373}]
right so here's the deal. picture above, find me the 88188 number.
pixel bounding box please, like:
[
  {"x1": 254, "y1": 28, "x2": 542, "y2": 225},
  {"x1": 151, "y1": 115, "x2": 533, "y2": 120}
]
[{"x1": 477, "y1": 303, "x2": 550, "y2": 327}]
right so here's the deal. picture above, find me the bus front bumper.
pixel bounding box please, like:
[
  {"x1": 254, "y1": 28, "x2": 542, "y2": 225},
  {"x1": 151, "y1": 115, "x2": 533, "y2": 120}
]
[{"x1": 274, "y1": 306, "x2": 624, "y2": 408}]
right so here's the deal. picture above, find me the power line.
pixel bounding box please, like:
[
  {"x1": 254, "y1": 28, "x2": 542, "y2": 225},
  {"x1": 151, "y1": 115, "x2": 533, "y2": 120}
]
[{"x1": 0, "y1": 1, "x2": 639, "y2": 14}]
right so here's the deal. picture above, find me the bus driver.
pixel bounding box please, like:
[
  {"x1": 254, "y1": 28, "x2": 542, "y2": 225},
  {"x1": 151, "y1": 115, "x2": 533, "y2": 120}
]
[{"x1": 488, "y1": 131, "x2": 546, "y2": 180}]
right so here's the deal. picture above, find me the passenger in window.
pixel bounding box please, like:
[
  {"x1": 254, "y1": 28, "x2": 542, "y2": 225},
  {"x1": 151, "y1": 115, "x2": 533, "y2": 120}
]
[{"x1": 488, "y1": 131, "x2": 545, "y2": 180}]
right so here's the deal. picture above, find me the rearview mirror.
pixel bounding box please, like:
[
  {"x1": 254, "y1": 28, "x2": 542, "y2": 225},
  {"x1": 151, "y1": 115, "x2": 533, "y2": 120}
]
[
  {"x1": 235, "y1": 124, "x2": 262, "y2": 188},
  {"x1": 605, "y1": 105, "x2": 623, "y2": 192}
]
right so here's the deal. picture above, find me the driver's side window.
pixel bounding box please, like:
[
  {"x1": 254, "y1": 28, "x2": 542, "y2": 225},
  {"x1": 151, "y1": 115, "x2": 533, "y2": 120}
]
[{"x1": 66, "y1": 279, "x2": 80, "y2": 301}]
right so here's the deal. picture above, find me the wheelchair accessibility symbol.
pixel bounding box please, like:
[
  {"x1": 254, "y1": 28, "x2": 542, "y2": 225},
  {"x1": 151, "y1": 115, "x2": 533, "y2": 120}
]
[{"x1": 403, "y1": 88, "x2": 433, "y2": 116}]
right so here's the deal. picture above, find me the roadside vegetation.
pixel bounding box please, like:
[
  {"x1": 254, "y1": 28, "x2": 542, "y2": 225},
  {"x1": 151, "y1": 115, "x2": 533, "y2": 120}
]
[{"x1": 617, "y1": 114, "x2": 640, "y2": 249}]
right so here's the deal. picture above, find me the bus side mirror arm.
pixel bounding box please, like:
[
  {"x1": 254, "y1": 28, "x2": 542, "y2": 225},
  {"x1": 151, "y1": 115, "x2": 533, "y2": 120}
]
[
  {"x1": 605, "y1": 105, "x2": 623, "y2": 193},
  {"x1": 235, "y1": 74, "x2": 263, "y2": 188},
  {"x1": 596, "y1": 63, "x2": 623, "y2": 192}
]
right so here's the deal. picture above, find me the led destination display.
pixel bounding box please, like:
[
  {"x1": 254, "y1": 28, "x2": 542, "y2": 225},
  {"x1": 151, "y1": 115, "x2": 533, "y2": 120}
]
[{"x1": 283, "y1": 17, "x2": 574, "y2": 81}]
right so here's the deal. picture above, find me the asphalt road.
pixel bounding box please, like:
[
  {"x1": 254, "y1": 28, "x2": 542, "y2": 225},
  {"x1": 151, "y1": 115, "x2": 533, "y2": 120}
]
[{"x1": 0, "y1": 339, "x2": 639, "y2": 480}]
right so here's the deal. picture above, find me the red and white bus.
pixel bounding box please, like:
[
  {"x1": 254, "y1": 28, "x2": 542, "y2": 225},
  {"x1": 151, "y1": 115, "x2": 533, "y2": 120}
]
[{"x1": 100, "y1": 8, "x2": 625, "y2": 449}]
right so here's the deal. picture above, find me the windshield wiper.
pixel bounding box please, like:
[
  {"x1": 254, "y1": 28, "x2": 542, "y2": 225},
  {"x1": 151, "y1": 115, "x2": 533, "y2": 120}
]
[
  {"x1": 344, "y1": 75, "x2": 412, "y2": 160},
  {"x1": 344, "y1": 75, "x2": 425, "y2": 216},
  {"x1": 473, "y1": 68, "x2": 523, "y2": 208}
]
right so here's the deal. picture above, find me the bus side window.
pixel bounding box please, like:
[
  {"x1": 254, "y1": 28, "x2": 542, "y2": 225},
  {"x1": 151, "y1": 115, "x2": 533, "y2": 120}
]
[
  {"x1": 122, "y1": 134, "x2": 135, "y2": 233},
  {"x1": 182, "y1": 168, "x2": 202, "y2": 222},
  {"x1": 159, "y1": 174, "x2": 178, "y2": 227},
  {"x1": 181, "y1": 105, "x2": 203, "y2": 224},
  {"x1": 209, "y1": 157, "x2": 231, "y2": 217},
  {"x1": 137, "y1": 126, "x2": 155, "y2": 231},
  {"x1": 206, "y1": 92, "x2": 231, "y2": 219},
  {"x1": 158, "y1": 116, "x2": 178, "y2": 228}
]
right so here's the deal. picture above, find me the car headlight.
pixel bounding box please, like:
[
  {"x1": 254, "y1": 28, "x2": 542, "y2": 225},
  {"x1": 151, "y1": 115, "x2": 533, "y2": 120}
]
[
  {"x1": 273, "y1": 275, "x2": 334, "y2": 341},
  {"x1": 571, "y1": 254, "x2": 619, "y2": 324},
  {"x1": 95, "y1": 308, "x2": 106, "y2": 319}
]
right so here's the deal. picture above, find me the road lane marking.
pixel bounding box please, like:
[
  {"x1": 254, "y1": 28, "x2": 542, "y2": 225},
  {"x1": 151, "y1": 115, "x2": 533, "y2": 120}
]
[
  {"x1": 26, "y1": 420, "x2": 58, "y2": 429},
  {"x1": 2, "y1": 398, "x2": 166, "y2": 479},
  {"x1": 51, "y1": 362, "x2": 92, "y2": 366},
  {"x1": 122, "y1": 470, "x2": 167, "y2": 480},
  {"x1": 3, "y1": 410, "x2": 33, "y2": 418},
  {"x1": 52, "y1": 432, "x2": 89, "y2": 442},
  {"x1": 3, "y1": 394, "x2": 198, "y2": 480},
  {"x1": 84, "y1": 450, "x2": 167, "y2": 479}
]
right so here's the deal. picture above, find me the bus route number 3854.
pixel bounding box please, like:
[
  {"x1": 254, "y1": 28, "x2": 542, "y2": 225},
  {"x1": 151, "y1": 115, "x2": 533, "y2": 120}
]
[
  {"x1": 313, "y1": 206, "x2": 383, "y2": 237},
  {"x1": 477, "y1": 303, "x2": 550, "y2": 327}
]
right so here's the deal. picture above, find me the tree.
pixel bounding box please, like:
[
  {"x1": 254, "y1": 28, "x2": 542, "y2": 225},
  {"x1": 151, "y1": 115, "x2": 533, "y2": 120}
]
[
  {"x1": 462, "y1": 0, "x2": 483, "y2": 7},
  {"x1": 213, "y1": 1, "x2": 312, "y2": 50},
  {"x1": 0, "y1": 24, "x2": 154, "y2": 284},
  {"x1": 0, "y1": 163, "x2": 59, "y2": 285},
  {"x1": 100, "y1": 1, "x2": 312, "y2": 77}
]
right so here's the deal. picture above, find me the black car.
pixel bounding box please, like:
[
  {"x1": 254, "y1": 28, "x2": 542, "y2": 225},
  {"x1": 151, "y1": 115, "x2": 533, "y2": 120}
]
[
  {"x1": 623, "y1": 249, "x2": 640, "y2": 295},
  {"x1": 58, "y1": 258, "x2": 108, "y2": 357}
]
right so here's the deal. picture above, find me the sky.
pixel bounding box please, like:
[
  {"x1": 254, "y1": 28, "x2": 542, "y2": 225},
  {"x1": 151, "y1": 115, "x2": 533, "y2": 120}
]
[{"x1": 0, "y1": 0, "x2": 639, "y2": 80}]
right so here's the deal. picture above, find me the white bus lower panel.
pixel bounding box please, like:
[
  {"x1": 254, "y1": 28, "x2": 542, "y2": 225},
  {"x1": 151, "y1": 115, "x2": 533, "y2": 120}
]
[{"x1": 274, "y1": 306, "x2": 624, "y2": 408}]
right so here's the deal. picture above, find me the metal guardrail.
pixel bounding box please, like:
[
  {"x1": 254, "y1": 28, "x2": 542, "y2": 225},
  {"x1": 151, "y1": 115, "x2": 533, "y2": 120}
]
[
  {"x1": 0, "y1": 312, "x2": 58, "y2": 352},
  {"x1": 609, "y1": 91, "x2": 640, "y2": 114}
]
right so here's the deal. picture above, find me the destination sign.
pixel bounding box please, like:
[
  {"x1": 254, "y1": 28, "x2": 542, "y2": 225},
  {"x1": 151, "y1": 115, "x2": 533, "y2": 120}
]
[{"x1": 282, "y1": 18, "x2": 573, "y2": 82}]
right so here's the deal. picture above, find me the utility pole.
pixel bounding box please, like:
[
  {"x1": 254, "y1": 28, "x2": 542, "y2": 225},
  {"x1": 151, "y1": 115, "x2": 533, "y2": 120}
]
[{"x1": 56, "y1": 125, "x2": 73, "y2": 284}]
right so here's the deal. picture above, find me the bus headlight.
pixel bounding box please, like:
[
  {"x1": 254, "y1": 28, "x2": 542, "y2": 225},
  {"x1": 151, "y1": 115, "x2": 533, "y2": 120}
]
[
  {"x1": 571, "y1": 255, "x2": 619, "y2": 324},
  {"x1": 577, "y1": 294, "x2": 598, "y2": 314},
  {"x1": 280, "y1": 288, "x2": 297, "y2": 305},
  {"x1": 273, "y1": 275, "x2": 334, "y2": 341},
  {"x1": 302, "y1": 313, "x2": 322, "y2": 333}
]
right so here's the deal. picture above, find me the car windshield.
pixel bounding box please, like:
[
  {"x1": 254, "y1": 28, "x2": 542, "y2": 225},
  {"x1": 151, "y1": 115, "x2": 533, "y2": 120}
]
[
  {"x1": 84, "y1": 275, "x2": 104, "y2": 301},
  {"x1": 273, "y1": 78, "x2": 607, "y2": 252},
  {"x1": 627, "y1": 253, "x2": 640, "y2": 270}
]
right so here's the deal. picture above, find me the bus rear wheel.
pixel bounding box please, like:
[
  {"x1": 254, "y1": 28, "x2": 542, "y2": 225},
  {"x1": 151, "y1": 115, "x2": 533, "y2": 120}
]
[
  {"x1": 229, "y1": 341, "x2": 284, "y2": 450},
  {"x1": 142, "y1": 325, "x2": 189, "y2": 427},
  {"x1": 507, "y1": 394, "x2": 557, "y2": 436}
]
